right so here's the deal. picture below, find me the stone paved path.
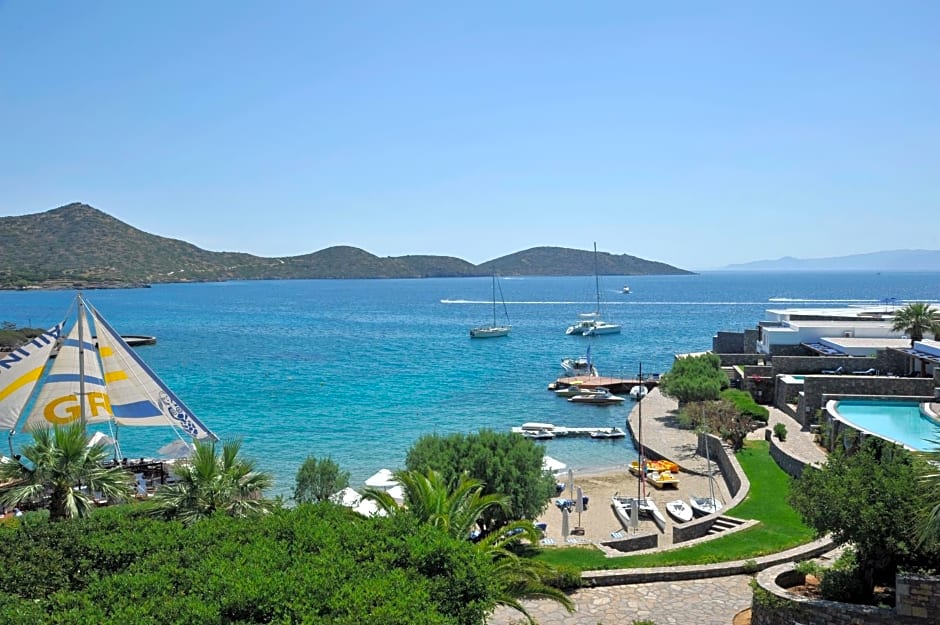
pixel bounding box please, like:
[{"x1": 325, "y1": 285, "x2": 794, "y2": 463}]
[{"x1": 487, "y1": 574, "x2": 753, "y2": 625}]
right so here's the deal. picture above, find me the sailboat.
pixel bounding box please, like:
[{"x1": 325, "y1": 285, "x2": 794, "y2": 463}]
[
  {"x1": 1, "y1": 294, "x2": 217, "y2": 458},
  {"x1": 689, "y1": 430, "x2": 723, "y2": 517},
  {"x1": 469, "y1": 274, "x2": 511, "y2": 338},
  {"x1": 566, "y1": 243, "x2": 621, "y2": 336},
  {"x1": 611, "y1": 363, "x2": 665, "y2": 532}
]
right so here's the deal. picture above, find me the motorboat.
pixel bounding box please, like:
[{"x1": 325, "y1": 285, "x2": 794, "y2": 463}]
[
  {"x1": 554, "y1": 383, "x2": 597, "y2": 398},
  {"x1": 645, "y1": 470, "x2": 680, "y2": 490},
  {"x1": 522, "y1": 429, "x2": 555, "y2": 440},
  {"x1": 665, "y1": 499, "x2": 693, "y2": 523},
  {"x1": 689, "y1": 496, "x2": 723, "y2": 517},
  {"x1": 622, "y1": 285, "x2": 631, "y2": 294},
  {"x1": 560, "y1": 355, "x2": 599, "y2": 377},
  {"x1": 589, "y1": 427, "x2": 626, "y2": 439},
  {"x1": 568, "y1": 388, "x2": 625, "y2": 405},
  {"x1": 629, "y1": 385, "x2": 648, "y2": 400},
  {"x1": 628, "y1": 459, "x2": 680, "y2": 476},
  {"x1": 611, "y1": 494, "x2": 665, "y2": 532}
]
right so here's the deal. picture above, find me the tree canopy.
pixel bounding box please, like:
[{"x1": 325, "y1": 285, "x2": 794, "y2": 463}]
[
  {"x1": 405, "y1": 430, "x2": 556, "y2": 533},
  {"x1": 0, "y1": 504, "x2": 499, "y2": 624},
  {"x1": 789, "y1": 437, "x2": 937, "y2": 602},
  {"x1": 657, "y1": 352, "x2": 728, "y2": 404},
  {"x1": 293, "y1": 455, "x2": 349, "y2": 504},
  {"x1": 891, "y1": 301, "x2": 940, "y2": 346}
]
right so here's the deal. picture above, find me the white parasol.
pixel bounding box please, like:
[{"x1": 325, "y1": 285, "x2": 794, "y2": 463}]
[
  {"x1": 364, "y1": 468, "x2": 399, "y2": 489},
  {"x1": 158, "y1": 439, "x2": 194, "y2": 459},
  {"x1": 330, "y1": 486, "x2": 361, "y2": 507},
  {"x1": 561, "y1": 507, "x2": 570, "y2": 537}
]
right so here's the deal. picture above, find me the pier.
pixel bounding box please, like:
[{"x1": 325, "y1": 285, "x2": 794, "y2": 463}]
[
  {"x1": 511, "y1": 423, "x2": 628, "y2": 438},
  {"x1": 548, "y1": 375, "x2": 659, "y2": 395}
]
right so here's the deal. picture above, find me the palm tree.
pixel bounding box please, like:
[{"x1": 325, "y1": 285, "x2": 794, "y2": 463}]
[
  {"x1": 150, "y1": 438, "x2": 274, "y2": 524},
  {"x1": 916, "y1": 437, "x2": 940, "y2": 551},
  {"x1": 363, "y1": 469, "x2": 574, "y2": 624},
  {"x1": 0, "y1": 424, "x2": 132, "y2": 522},
  {"x1": 891, "y1": 302, "x2": 940, "y2": 347}
]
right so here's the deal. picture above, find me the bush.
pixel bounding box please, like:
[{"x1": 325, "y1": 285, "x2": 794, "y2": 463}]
[
  {"x1": 773, "y1": 423, "x2": 788, "y2": 441},
  {"x1": 721, "y1": 388, "x2": 770, "y2": 421}
]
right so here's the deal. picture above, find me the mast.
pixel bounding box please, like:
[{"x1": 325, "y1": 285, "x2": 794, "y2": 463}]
[
  {"x1": 77, "y1": 293, "x2": 87, "y2": 430},
  {"x1": 491, "y1": 274, "x2": 497, "y2": 326},
  {"x1": 593, "y1": 242, "x2": 601, "y2": 316},
  {"x1": 636, "y1": 362, "x2": 645, "y2": 502}
]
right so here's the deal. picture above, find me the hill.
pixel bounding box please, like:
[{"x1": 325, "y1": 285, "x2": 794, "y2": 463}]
[
  {"x1": 0, "y1": 203, "x2": 692, "y2": 288},
  {"x1": 721, "y1": 249, "x2": 940, "y2": 272}
]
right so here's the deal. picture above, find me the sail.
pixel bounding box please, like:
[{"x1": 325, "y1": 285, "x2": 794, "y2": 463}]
[
  {"x1": 23, "y1": 309, "x2": 112, "y2": 430},
  {"x1": 90, "y1": 305, "x2": 217, "y2": 440},
  {"x1": 0, "y1": 324, "x2": 62, "y2": 431}
]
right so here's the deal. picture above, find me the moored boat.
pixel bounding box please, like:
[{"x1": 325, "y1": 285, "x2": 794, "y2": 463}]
[
  {"x1": 628, "y1": 459, "x2": 680, "y2": 476},
  {"x1": 611, "y1": 494, "x2": 665, "y2": 532},
  {"x1": 689, "y1": 496, "x2": 723, "y2": 517},
  {"x1": 568, "y1": 388, "x2": 625, "y2": 405},
  {"x1": 589, "y1": 427, "x2": 626, "y2": 439},
  {"x1": 629, "y1": 385, "x2": 648, "y2": 400},
  {"x1": 665, "y1": 499, "x2": 693, "y2": 523},
  {"x1": 645, "y1": 470, "x2": 680, "y2": 489},
  {"x1": 469, "y1": 274, "x2": 511, "y2": 338}
]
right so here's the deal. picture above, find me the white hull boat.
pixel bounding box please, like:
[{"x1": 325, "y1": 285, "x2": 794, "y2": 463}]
[
  {"x1": 589, "y1": 427, "x2": 626, "y2": 439},
  {"x1": 689, "y1": 496, "x2": 723, "y2": 517},
  {"x1": 665, "y1": 499, "x2": 693, "y2": 523},
  {"x1": 470, "y1": 274, "x2": 511, "y2": 339},
  {"x1": 611, "y1": 495, "x2": 665, "y2": 532},
  {"x1": 560, "y1": 355, "x2": 599, "y2": 377},
  {"x1": 565, "y1": 244, "x2": 621, "y2": 336},
  {"x1": 568, "y1": 388, "x2": 625, "y2": 405},
  {"x1": 629, "y1": 385, "x2": 648, "y2": 400}
]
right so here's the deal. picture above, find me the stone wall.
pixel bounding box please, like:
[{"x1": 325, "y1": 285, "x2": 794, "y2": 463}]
[
  {"x1": 769, "y1": 355, "x2": 877, "y2": 375},
  {"x1": 752, "y1": 565, "x2": 938, "y2": 625},
  {"x1": 766, "y1": 430, "x2": 811, "y2": 478},
  {"x1": 716, "y1": 353, "x2": 764, "y2": 366},
  {"x1": 601, "y1": 531, "x2": 658, "y2": 553},
  {"x1": 712, "y1": 329, "x2": 759, "y2": 354},
  {"x1": 768, "y1": 344, "x2": 813, "y2": 357}
]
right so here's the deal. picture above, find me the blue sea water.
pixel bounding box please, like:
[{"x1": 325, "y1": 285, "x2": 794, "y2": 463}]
[{"x1": 2, "y1": 271, "x2": 938, "y2": 496}]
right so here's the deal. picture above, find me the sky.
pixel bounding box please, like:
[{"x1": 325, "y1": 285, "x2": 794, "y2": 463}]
[{"x1": 1, "y1": 2, "x2": 938, "y2": 271}]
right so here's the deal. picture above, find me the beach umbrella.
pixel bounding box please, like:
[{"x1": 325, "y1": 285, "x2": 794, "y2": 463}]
[
  {"x1": 567, "y1": 468, "x2": 574, "y2": 499},
  {"x1": 541, "y1": 455, "x2": 566, "y2": 473},
  {"x1": 575, "y1": 485, "x2": 584, "y2": 528},
  {"x1": 561, "y1": 507, "x2": 570, "y2": 538},
  {"x1": 353, "y1": 498, "x2": 386, "y2": 518},
  {"x1": 86, "y1": 431, "x2": 116, "y2": 448},
  {"x1": 158, "y1": 439, "x2": 194, "y2": 459},
  {"x1": 330, "y1": 487, "x2": 361, "y2": 507},
  {"x1": 630, "y1": 498, "x2": 639, "y2": 530},
  {"x1": 364, "y1": 468, "x2": 398, "y2": 489},
  {"x1": 386, "y1": 484, "x2": 405, "y2": 503}
]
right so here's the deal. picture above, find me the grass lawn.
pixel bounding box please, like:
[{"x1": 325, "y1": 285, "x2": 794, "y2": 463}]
[{"x1": 538, "y1": 439, "x2": 817, "y2": 570}]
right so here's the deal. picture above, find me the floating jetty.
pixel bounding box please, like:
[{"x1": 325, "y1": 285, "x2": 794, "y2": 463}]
[
  {"x1": 548, "y1": 375, "x2": 658, "y2": 396},
  {"x1": 512, "y1": 423, "x2": 628, "y2": 438}
]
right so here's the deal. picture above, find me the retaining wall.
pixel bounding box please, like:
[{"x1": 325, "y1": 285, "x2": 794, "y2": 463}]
[{"x1": 752, "y1": 564, "x2": 939, "y2": 625}]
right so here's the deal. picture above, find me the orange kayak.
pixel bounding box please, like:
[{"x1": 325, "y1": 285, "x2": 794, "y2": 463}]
[{"x1": 628, "y1": 459, "x2": 680, "y2": 475}]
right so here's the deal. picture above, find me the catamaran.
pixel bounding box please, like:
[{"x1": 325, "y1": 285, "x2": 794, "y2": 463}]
[
  {"x1": 1, "y1": 294, "x2": 217, "y2": 458},
  {"x1": 565, "y1": 243, "x2": 621, "y2": 336}
]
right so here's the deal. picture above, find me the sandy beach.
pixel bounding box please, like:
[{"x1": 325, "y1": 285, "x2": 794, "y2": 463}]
[{"x1": 534, "y1": 464, "x2": 730, "y2": 548}]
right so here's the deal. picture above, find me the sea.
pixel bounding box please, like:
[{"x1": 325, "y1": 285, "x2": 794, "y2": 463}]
[{"x1": 2, "y1": 271, "x2": 938, "y2": 497}]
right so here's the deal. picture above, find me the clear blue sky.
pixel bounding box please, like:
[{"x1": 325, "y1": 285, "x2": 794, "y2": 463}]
[{"x1": 2, "y1": 2, "x2": 937, "y2": 270}]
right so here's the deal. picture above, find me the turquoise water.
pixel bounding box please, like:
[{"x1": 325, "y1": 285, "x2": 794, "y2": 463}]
[
  {"x1": 2, "y1": 271, "x2": 938, "y2": 496},
  {"x1": 834, "y1": 400, "x2": 940, "y2": 451}
]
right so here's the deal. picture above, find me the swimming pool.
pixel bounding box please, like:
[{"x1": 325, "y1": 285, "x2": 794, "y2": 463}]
[{"x1": 830, "y1": 399, "x2": 940, "y2": 451}]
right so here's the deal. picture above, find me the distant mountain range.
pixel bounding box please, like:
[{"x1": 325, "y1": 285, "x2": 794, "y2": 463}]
[
  {"x1": 0, "y1": 203, "x2": 693, "y2": 288},
  {"x1": 721, "y1": 250, "x2": 940, "y2": 272}
]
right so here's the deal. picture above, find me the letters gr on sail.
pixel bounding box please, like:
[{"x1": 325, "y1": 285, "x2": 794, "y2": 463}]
[{"x1": 0, "y1": 294, "x2": 217, "y2": 446}]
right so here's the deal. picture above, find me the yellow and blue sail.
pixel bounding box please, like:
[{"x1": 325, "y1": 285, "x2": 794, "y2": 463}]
[{"x1": 0, "y1": 324, "x2": 62, "y2": 431}]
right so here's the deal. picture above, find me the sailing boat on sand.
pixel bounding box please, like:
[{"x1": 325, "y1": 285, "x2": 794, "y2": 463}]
[
  {"x1": 470, "y1": 274, "x2": 512, "y2": 338},
  {"x1": 566, "y1": 243, "x2": 621, "y2": 336},
  {"x1": 611, "y1": 363, "x2": 665, "y2": 532},
  {"x1": 1, "y1": 294, "x2": 217, "y2": 458}
]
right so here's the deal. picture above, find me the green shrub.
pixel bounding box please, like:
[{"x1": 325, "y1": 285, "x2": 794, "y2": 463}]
[
  {"x1": 541, "y1": 564, "x2": 583, "y2": 591},
  {"x1": 721, "y1": 388, "x2": 770, "y2": 421},
  {"x1": 773, "y1": 423, "x2": 788, "y2": 441}
]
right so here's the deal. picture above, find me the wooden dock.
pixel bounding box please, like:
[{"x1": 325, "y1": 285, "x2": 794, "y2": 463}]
[
  {"x1": 511, "y1": 424, "x2": 627, "y2": 438},
  {"x1": 549, "y1": 375, "x2": 659, "y2": 395}
]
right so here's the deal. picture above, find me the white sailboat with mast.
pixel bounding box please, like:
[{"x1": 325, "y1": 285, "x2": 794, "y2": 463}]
[
  {"x1": 2, "y1": 293, "x2": 217, "y2": 457},
  {"x1": 566, "y1": 243, "x2": 621, "y2": 336},
  {"x1": 470, "y1": 273, "x2": 511, "y2": 338}
]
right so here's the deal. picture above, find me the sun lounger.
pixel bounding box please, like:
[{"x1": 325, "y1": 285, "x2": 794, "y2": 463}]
[
  {"x1": 852, "y1": 368, "x2": 876, "y2": 375},
  {"x1": 821, "y1": 366, "x2": 844, "y2": 375}
]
